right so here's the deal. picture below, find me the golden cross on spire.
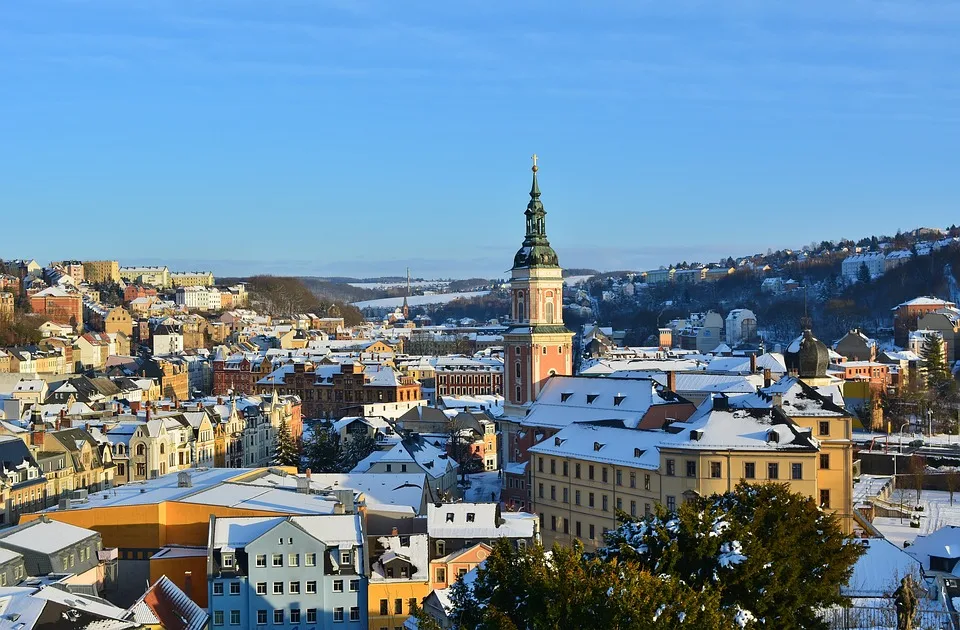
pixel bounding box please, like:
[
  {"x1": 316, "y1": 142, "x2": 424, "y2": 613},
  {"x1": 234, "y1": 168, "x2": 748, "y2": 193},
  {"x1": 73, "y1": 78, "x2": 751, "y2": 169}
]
[{"x1": 531, "y1": 153, "x2": 539, "y2": 172}]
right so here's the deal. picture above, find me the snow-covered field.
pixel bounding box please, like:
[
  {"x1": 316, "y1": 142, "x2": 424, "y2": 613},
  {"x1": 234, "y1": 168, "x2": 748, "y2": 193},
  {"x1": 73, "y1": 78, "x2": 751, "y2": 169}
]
[
  {"x1": 874, "y1": 489, "x2": 960, "y2": 547},
  {"x1": 348, "y1": 280, "x2": 448, "y2": 290},
  {"x1": 563, "y1": 275, "x2": 594, "y2": 286},
  {"x1": 353, "y1": 291, "x2": 490, "y2": 309}
]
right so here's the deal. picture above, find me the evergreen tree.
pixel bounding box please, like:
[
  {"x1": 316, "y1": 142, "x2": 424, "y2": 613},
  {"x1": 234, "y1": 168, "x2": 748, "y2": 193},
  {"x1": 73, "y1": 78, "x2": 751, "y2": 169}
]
[
  {"x1": 857, "y1": 262, "x2": 872, "y2": 284},
  {"x1": 302, "y1": 426, "x2": 344, "y2": 473},
  {"x1": 339, "y1": 433, "x2": 378, "y2": 472},
  {"x1": 421, "y1": 538, "x2": 737, "y2": 630},
  {"x1": 600, "y1": 483, "x2": 863, "y2": 630},
  {"x1": 273, "y1": 418, "x2": 300, "y2": 468},
  {"x1": 920, "y1": 333, "x2": 952, "y2": 395}
]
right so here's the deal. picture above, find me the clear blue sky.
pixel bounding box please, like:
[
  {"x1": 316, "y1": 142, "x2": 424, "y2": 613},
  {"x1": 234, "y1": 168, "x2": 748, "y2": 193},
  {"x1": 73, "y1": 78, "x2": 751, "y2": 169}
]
[{"x1": 1, "y1": 1, "x2": 958, "y2": 279}]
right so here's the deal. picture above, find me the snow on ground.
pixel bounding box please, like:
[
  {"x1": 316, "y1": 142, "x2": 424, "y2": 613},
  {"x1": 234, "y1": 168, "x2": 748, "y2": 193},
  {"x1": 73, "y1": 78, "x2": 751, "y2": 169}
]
[
  {"x1": 353, "y1": 291, "x2": 491, "y2": 309},
  {"x1": 563, "y1": 275, "x2": 594, "y2": 286},
  {"x1": 874, "y1": 489, "x2": 960, "y2": 547},
  {"x1": 348, "y1": 280, "x2": 448, "y2": 290},
  {"x1": 463, "y1": 471, "x2": 502, "y2": 504}
]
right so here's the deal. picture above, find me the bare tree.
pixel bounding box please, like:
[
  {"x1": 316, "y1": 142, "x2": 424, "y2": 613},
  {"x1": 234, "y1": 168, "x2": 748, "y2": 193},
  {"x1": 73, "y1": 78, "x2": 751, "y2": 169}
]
[
  {"x1": 910, "y1": 456, "x2": 927, "y2": 509},
  {"x1": 947, "y1": 470, "x2": 960, "y2": 506}
]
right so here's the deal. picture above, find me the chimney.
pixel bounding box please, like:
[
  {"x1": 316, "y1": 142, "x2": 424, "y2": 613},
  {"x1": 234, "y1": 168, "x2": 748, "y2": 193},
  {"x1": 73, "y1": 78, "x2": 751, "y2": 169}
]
[
  {"x1": 666, "y1": 371, "x2": 677, "y2": 394},
  {"x1": 658, "y1": 328, "x2": 673, "y2": 350},
  {"x1": 84, "y1": 422, "x2": 90, "y2": 434},
  {"x1": 763, "y1": 368, "x2": 772, "y2": 388},
  {"x1": 31, "y1": 428, "x2": 45, "y2": 448},
  {"x1": 57, "y1": 408, "x2": 65, "y2": 431},
  {"x1": 130, "y1": 400, "x2": 141, "y2": 414},
  {"x1": 749, "y1": 353, "x2": 757, "y2": 373}
]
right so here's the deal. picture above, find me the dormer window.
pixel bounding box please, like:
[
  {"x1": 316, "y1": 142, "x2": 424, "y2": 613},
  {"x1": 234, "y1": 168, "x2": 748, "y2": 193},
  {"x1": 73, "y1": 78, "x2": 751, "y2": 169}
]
[
  {"x1": 586, "y1": 394, "x2": 599, "y2": 404},
  {"x1": 614, "y1": 395, "x2": 626, "y2": 407},
  {"x1": 340, "y1": 550, "x2": 352, "y2": 565},
  {"x1": 222, "y1": 554, "x2": 234, "y2": 568},
  {"x1": 554, "y1": 437, "x2": 565, "y2": 447},
  {"x1": 593, "y1": 442, "x2": 604, "y2": 452},
  {"x1": 560, "y1": 393, "x2": 573, "y2": 402},
  {"x1": 633, "y1": 448, "x2": 643, "y2": 458},
  {"x1": 466, "y1": 513, "x2": 475, "y2": 522},
  {"x1": 445, "y1": 512, "x2": 455, "y2": 523}
]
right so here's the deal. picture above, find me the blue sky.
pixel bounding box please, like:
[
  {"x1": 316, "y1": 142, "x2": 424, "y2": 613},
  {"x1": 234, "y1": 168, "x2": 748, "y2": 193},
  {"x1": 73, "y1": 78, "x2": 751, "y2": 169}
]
[{"x1": 1, "y1": 0, "x2": 958, "y2": 279}]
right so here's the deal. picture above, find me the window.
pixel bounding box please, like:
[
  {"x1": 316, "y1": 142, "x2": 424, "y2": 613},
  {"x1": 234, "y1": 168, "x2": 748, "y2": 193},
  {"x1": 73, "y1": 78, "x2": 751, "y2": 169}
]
[
  {"x1": 350, "y1": 578, "x2": 360, "y2": 592},
  {"x1": 288, "y1": 553, "x2": 299, "y2": 567},
  {"x1": 273, "y1": 582, "x2": 283, "y2": 595},
  {"x1": 575, "y1": 463, "x2": 581, "y2": 479},
  {"x1": 589, "y1": 524, "x2": 595, "y2": 540},
  {"x1": 290, "y1": 581, "x2": 300, "y2": 594},
  {"x1": 629, "y1": 472, "x2": 636, "y2": 488},
  {"x1": 306, "y1": 609, "x2": 317, "y2": 623},
  {"x1": 436, "y1": 568, "x2": 446, "y2": 583},
  {"x1": 819, "y1": 454, "x2": 830, "y2": 469},
  {"x1": 602, "y1": 467, "x2": 608, "y2": 483},
  {"x1": 213, "y1": 583, "x2": 224, "y2": 596},
  {"x1": 644, "y1": 473, "x2": 651, "y2": 490},
  {"x1": 305, "y1": 552, "x2": 316, "y2": 566},
  {"x1": 550, "y1": 485, "x2": 556, "y2": 500},
  {"x1": 334, "y1": 607, "x2": 344, "y2": 622},
  {"x1": 666, "y1": 496, "x2": 676, "y2": 510},
  {"x1": 551, "y1": 515, "x2": 557, "y2": 531},
  {"x1": 538, "y1": 483, "x2": 544, "y2": 499},
  {"x1": 563, "y1": 518, "x2": 569, "y2": 534},
  {"x1": 395, "y1": 599, "x2": 403, "y2": 614},
  {"x1": 602, "y1": 495, "x2": 609, "y2": 512},
  {"x1": 538, "y1": 457, "x2": 544, "y2": 473},
  {"x1": 213, "y1": 611, "x2": 223, "y2": 626},
  {"x1": 588, "y1": 492, "x2": 595, "y2": 508},
  {"x1": 562, "y1": 487, "x2": 569, "y2": 503},
  {"x1": 334, "y1": 579, "x2": 344, "y2": 593},
  {"x1": 222, "y1": 555, "x2": 234, "y2": 568},
  {"x1": 306, "y1": 581, "x2": 317, "y2": 594},
  {"x1": 686, "y1": 461, "x2": 697, "y2": 478},
  {"x1": 291, "y1": 609, "x2": 301, "y2": 624},
  {"x1": 576, "y1": 521, "x2": 582, "y2": 537},
  {"x1": 386, "y1": 464, "x2": 392, "y2": 472},
  {"x1": 229, "y1": 610, "x2": 240, "y2": 626},
  {"x1": 229, "y1": 582, "x2": 240, "y2": 595},
  {"x1": 350, "y1": 607, "x2": 360, "y2": 621},
  {"x1": 550, "y1": 459, "x2": 556, "y2": 475},
  {"x1": 630, "y1": 500, "x2": 637, "y2": 517},
  {"x1": 791, "y1": 463, "x2": 803, "y2": 480},
  {"x1": 274, "y1": 610, "x2": 284, "y2": 624},
  {"x1": 562, "y1": 461, "x2": 568, "y2": 476},
  {"x1": 710, "y1": 461, "x2": 722, "y2": 478},
  {"x1": 256, "y1": 582, "x2": 266, "y2": 595},
  {"x1": 575, "y1": 490, "x2": 581, "y2": 505},
  {"x1": 256, "y1": 554, "x2": 266, "y2": 567},
  {"x1": 380, "y1": 599, "x2": 389, "y2": 615},
  {"x1": 818, "y1": 421, "x2": 830, "y2": 436},
  {"x1": 257, "y1": 610, "x2": 267, "y2": 625},
  {"x1": 272, "y1": 554, "x2": 283, "y2": 567},
  {"x1": 666, "y1": 459, "x2": 676, "y2": 476},
  {"x1": 768, "y1": 463, "x2": 779, "y2": 480},
  {"x1": 616, "y1": 497, "x2": 622, "y2": 511},
  {"x1": 820, "y1": 489, "x2": 831, "y2": 508},
  {"x1": 341, "y1": 550, "x2": 351, "y2": 565},
  {"x1": 616, "y1": 469, "x2": 622, "y2": 486},
  {"x1": 645, "y1": 503, "x2": 651, "y2": 516},
  {"x1": 409, "y1": 598, "x2": 417, "y2": 613},
  {"x1": 588, "y1": 465, "x2": 595, "y2": 480},
  {"x1": 744, "y1": 462, "x2": 756, "y2": 479}
]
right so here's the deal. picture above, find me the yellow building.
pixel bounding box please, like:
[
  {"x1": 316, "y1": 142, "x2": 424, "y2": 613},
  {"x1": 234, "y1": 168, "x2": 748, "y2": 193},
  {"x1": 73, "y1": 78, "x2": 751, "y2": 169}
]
[
  {"x1": 530, "y1": 384, "x2": 851, "y2": 552},
  {"x1": 82, "y1": 260, "x2": 119, "y2": 283},
  {"x1": 170, "y1": 271, "x2": 215, "y2": 288}
]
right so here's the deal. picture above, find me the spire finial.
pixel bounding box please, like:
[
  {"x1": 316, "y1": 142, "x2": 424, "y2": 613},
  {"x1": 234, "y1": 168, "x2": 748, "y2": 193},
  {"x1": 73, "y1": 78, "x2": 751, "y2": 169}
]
[{"x1": 531, "y1": 153, "x2": 538, "y2": 172}]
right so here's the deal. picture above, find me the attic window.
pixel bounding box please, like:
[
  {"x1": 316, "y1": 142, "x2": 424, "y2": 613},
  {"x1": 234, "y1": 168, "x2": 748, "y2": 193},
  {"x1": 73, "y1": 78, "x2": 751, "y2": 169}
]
[
  {"x1": 554, "y1": 437, "x2": 566, "y2": 447},
  {"x1": 560, "y1": 393, "x2": 573, "y2": 402},
  {"x1": 445, "y1": 512, "x2": 455, "y2": 523},
  {"x1": 613, "y1": 395, "x2": 626, "y2": 407},
  {"x1": 633, "y1": 448, "x2": 643, "y2": 458},
  {"x1": 586, "y1": 394, "x2": 599, "y2": 404},
  {"x1": 593, "y1": 442, "x2": 604, "y2": 452},
  {"x1": 767, "y1": 429, "x2": 780, "y2": 444},
  {"x1": 466, "y1": 513, "x2": 475, "y2": 522},
  {"x1": 222, "y1": 554, "x2": 234, "y2": 568},
  {"x1": 690, "y1": 429, "x2": 704, "y2": 441}
]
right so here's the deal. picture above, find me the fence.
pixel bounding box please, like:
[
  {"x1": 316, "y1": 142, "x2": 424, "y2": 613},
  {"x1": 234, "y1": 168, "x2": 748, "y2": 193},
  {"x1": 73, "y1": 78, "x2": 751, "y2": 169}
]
[{"x1": 823, "y1": 605, "x2": 957, "y2": 630}]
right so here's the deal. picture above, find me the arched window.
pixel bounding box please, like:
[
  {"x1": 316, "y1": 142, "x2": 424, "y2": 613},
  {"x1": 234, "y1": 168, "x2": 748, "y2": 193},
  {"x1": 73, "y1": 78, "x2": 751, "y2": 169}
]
[
  {"x1": 136, "y1": 444, "x2": 145, "y2": 456},
  {"x1": 159, "y1": 443, "x2": 165, "y2": 455},
  {"x1": 515, "y1": 385, "x2": 522, "y2": 401},
  {"x1": 516, "y1": 291, "x2": 525, "y2": 321},
  {"x1": 515, "y1": 361, "x2": 521, "y2": 378},
  {"x1": 544, "y1": 301, "x2": 555, "y2": 323},
  {"x1": 558, "y1": 346, "x2": 563, "y2": 354}
]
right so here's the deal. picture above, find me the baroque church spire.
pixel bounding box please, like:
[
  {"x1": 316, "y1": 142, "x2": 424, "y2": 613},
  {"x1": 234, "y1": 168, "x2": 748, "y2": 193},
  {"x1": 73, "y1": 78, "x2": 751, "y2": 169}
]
[{"x1": 513, "y1": 154, "x2": 559, "y2": 269}]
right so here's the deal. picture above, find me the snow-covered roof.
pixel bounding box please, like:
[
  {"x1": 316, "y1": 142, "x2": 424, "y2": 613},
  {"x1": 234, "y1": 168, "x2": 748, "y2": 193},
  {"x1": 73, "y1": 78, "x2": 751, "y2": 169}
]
[
  {"x1": 426, "y1": 503, "x2": 536, "y2": 540},
  {"x1": 520, "y1": 375, "x2": 669, "y2": 431},
  {"x1": 0, "y1": 519, "x2": 98, "y2": 555},
  {"x1": 894, "y1": 297, "x2": 955, "y2": 310},
  {"x1": 907, "y1": 525, "x2": 960, "y2": 568}
]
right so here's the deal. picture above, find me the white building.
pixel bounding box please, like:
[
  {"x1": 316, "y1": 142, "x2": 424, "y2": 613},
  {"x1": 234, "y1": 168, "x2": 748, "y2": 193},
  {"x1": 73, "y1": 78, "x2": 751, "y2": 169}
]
[
  {"x1": 842, "y1": 252, "x2": 886, "y2": 282},
  {"x1": 725, "y1": 309, "x2": 757, "y2": 347},
  {"x1": 175, "y1": 286, "x2": 222, "y2": 312}
]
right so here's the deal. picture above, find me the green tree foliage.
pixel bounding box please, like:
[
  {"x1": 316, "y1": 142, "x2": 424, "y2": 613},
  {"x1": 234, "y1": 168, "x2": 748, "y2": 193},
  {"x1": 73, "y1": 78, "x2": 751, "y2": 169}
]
[
  {"x1": 600, "y1": 483, "x2": 863, "y2": 630},
  {"x1": 0, "y1": 314, "x2": 45, "y2": 346},
  {"x1": 920, "y1": 333, "x2": 952, "y2": 395},
  {"x1": 273, "y1": 418, "x2": 301, "y2": 468},
  {"x1": 301, "y1": 426, "x2": 378, "y2": 473},
  {"x1": 423, "y1": 538, "x2": 736, "y2": 630},
  {"x1": 857, "y1": 262, "x2": 872, "y2": 284}
]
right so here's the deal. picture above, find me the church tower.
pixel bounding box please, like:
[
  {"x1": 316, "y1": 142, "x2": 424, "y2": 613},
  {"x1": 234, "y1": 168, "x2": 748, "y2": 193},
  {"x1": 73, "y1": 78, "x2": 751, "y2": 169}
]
[{"x1": 503, "y1": 155, "x2": 574, "y2": 416}]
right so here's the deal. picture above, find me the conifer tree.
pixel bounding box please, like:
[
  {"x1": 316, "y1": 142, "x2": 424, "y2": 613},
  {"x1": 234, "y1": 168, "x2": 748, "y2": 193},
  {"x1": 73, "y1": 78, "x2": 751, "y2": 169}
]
[
  {"x1": 920, "y1": 333, "x2": 952, "y2": 394},
  {"x1": 302, "y1": 426, "x2": 344, "y2": 473},
  {"x1": 273, "y1": 418, "x2": 300, "y2": 468}
]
